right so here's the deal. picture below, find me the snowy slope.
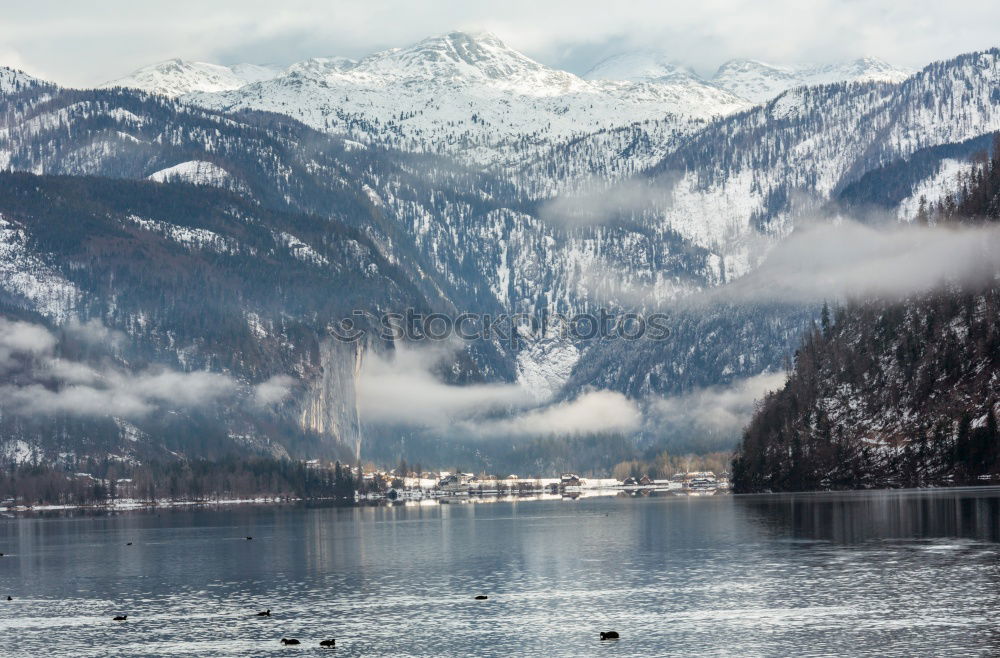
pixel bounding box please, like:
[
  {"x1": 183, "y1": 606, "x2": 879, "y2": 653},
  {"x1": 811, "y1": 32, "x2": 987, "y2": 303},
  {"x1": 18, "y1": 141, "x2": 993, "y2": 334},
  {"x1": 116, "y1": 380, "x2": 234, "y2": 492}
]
[
  {"x1": 0, "y1": 67, "x2": 42, "y2": 94},
  {"x1": 640, "y1": 48, "x2": 1000, "y2": 277},
  {"x1": 148, "y1": 160, "x2": 233, "y2": 187},
  {"x1": 104, "y1": 59, "x2": 282, "y2": 97},
  {"x1": 122, "y1": 35, "x2": 916, "y2": 166},
  {"x1": 0, "y1": 214, "x2": 80, "y2": 320},
  {"x1": 712, "y1": 57, "x2": 912, "y2": 104},
  {"x1": 896, "y1": 158, "x2": 976, "y2": 220},
  {"x1": 584, "y1": 51, "x2": 912, "y2": 105}
]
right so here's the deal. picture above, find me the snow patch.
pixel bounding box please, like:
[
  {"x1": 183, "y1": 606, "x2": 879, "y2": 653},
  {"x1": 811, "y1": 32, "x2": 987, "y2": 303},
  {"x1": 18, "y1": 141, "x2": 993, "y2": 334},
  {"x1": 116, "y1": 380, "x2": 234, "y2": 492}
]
[
  {"x1": 148, "y1": 160, "x2": 232, "y2": 187},
  {"x1": 0, "y1": 215, "x2": 80, "y2": 320},
  {"x1": 897, "y1": 158, "x2": 976, "y2": 221}
]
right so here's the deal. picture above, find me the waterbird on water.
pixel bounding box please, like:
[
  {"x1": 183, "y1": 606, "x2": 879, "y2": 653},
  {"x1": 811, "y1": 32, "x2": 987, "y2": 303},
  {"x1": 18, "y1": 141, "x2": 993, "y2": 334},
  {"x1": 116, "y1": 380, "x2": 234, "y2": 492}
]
[
  {"x1": 246, "y1": 536, "x2": 253, "y2": 541},
  {"x1": 320, "y1": 639, "x2": 336, "y2": 647},
  {"x1": 474, "y1": 595, "x2": 488, "y2": 600},
  {"x1": 6, "y1": 596, "x2": 11, "y2": 601},
  {"x1": 280, "y1": 638, "x2": 300, "y2": 645},
  {"x1": 600, "y1": 631, "x2": 620, "y2": 640},
  {"x1": 113, "y1": 615, "x2": 128, "y2": 621},
  {"x1": 257, "y1": 609, "x2": 271, "y2": 617}
]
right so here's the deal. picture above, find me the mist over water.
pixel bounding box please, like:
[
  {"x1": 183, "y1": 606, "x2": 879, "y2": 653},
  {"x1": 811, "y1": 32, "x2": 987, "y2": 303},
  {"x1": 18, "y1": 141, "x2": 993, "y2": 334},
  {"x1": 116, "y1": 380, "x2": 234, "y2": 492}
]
[{"x1": 3, "y1": 490, "x2": 1000, "y2": 656}]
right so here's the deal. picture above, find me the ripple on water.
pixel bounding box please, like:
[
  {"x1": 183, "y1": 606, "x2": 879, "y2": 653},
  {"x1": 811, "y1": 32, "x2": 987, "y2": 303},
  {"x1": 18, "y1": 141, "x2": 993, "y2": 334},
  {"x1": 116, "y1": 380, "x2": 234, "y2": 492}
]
[{"x1": 3, "y1": 492, "x2": 1000, "y2": 656}]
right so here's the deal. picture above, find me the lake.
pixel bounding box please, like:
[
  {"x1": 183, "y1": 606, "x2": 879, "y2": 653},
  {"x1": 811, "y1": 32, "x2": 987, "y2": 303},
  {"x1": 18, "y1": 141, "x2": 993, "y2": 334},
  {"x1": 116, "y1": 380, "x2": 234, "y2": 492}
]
[{"x1": 3, "y1": 489, "x2": 1000, "y2": 656}]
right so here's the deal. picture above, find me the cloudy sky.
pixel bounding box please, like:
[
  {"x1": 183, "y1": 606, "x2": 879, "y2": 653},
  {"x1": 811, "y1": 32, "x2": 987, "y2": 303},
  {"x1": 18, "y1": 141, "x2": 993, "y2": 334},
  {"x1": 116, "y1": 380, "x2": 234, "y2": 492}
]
[{"x1": 2, "y1": 0, "x2": 999, "y2": 86}]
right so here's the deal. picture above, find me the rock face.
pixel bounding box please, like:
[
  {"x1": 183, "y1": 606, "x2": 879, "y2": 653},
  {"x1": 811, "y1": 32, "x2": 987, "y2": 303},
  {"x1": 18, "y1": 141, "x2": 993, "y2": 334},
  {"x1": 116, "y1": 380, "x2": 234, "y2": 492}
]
[{"x1": 298, "y1": 340, "x2": 365, "y2": 461}]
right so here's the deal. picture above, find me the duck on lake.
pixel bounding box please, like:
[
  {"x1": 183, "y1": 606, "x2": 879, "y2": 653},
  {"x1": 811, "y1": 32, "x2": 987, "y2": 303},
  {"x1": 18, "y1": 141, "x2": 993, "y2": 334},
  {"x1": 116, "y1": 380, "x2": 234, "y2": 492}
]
[
  {"x1": 600, "y1": 631, "x2": 620, "y2": 640},
  {"x1": 474, "y1": 595, "x2": 488, "y2": 600},
  {"x1": 320, "y1": 639, "x2": 336, "y2": 647},
  {"x1": 113, "y1": 615, "x2": 128, "y2": 621},
  {"x1": 280, "y1": 638, "x2": 300, "y2": 645},
  {"x1": 256, "y1": 609, "x2": 271, "y2": 617}
]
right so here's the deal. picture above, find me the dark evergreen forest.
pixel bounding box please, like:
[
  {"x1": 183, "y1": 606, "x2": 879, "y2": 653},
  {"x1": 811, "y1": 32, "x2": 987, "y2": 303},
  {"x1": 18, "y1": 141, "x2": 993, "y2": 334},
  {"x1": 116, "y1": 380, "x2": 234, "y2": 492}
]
[{"x1": 733, "y1": 135, "x2": 1000, "y2": 492}]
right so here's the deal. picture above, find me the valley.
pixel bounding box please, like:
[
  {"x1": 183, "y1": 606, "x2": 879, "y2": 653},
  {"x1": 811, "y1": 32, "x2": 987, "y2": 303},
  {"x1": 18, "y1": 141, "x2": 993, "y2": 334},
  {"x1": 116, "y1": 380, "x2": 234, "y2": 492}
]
[{"x1": 1, "y1": 32, "x2": 999, "y2": 482}]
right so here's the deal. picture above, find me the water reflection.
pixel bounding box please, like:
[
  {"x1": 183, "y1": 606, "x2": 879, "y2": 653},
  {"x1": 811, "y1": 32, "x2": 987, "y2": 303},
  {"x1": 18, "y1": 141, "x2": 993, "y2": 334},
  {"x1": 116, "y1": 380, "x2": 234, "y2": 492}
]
[
  {"x1": 2, "y1": 490, "x2": 1000, "y2": 656},
  {"x1": 737, "y1": 488, "x2": 1000, "y2": 543}
]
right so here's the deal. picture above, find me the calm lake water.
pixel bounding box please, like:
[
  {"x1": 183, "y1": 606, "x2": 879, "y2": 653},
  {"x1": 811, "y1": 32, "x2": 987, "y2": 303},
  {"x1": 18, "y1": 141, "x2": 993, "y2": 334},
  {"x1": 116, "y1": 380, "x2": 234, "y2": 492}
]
[{"x1": 3, "y1": 489, "x2": 1000, "y2": 656}]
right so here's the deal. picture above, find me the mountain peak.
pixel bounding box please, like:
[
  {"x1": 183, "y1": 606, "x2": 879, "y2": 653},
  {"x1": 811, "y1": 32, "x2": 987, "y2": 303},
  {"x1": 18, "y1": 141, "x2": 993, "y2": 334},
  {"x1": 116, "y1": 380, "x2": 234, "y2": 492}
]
[
  {"x1": 583, "y1": 51, "x2": 700, "y2": 83},
  {"x1": 711, "y1": 56, "x2": 912, "y2": 103},
  {"x1": 103, "y1": 59, "x2": 282, "y2": 97},
  {"x1": 440, "y1": 29, "x2": 506, "y2": 46},
  {"x1": 284, "y1": 56, "x2": 358, "y2": 79},
  {"x1": 350, "y1": 29, "x2": 552, "y2": 84},
  {"x1": 836, "y1": 56, "x2": 913, "y2": 82},
  {"x1": 0, "y1": 67, "x2": 42, "y2": 94}
]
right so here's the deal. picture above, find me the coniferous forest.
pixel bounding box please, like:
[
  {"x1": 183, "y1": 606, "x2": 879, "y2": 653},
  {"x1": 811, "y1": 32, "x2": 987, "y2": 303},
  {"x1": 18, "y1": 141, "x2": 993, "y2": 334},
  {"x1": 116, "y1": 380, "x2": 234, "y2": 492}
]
[
  {"x1": 0, "y1": 457, "x2": 364, "y2": 507},
  {"x1": 733, "y1": 136, "x2": 1000, "y2": 492}
]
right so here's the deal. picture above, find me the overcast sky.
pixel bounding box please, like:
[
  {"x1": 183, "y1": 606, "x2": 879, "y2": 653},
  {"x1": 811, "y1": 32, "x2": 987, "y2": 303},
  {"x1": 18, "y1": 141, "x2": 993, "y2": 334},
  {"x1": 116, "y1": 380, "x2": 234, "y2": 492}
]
[{"x1": 2, "y1": 0, "x2": 999, "y2": 87}]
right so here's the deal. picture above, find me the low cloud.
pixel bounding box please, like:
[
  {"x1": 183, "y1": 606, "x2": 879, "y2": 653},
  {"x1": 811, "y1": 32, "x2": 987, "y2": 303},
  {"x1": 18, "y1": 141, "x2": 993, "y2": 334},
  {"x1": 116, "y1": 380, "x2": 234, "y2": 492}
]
[
  {"x1": 2, "y1": 382, "x2": 158, "y2": 417},
  {"x1": 471, "y1": 389, "x2": 643, "y2": 437},
  {"x1": 0, "y1": 317, "x2": 274, "y2": 418},
  {"x1": 254, "y1": 374, "x2": 294, "y2": 407},
  {"x1": 647, "y1": 372, "x2": 787, "y2": 443},
  {"x1": 580, "y1": 219, "x2": 1000, "y2": 309},
  {"x1": 359, "y1": 343, "x2": 640, "y2": 437},
  {"x1": 65, "y1": 317, "x2": 127, "y2": 349},
  {"x1": 0, "y1": 318, "x2": 57, "y2": 370},
  {"x1": 538, "y1": 175, "x2": 677, "y2": 227},
  {"x1": 711, "y1": 220, "x2": 1000, "y2": 305},
  {"x1": 358, "y1": 343, "x2": 533, "y2": 428}
]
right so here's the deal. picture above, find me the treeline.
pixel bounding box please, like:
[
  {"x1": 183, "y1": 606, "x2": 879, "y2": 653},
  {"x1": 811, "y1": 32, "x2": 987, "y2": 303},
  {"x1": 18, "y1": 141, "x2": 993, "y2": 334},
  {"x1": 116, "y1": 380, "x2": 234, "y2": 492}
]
[
  {"x1": 733, "y1": 135, "x2": 1000, "y2": 493},
  {"x1": 611, "y1": 451, "x2": 732, "y2": 481},
  {"x1": 0, "y1": 457, "x2": 369, "y2": 507},
  {"x1": 364, "y1": 430, "x2": 643, "y2": 478}
]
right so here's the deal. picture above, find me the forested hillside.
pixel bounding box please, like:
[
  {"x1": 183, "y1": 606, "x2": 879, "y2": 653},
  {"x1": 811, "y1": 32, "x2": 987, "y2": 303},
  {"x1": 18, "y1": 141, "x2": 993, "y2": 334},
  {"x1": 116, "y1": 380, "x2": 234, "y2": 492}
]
[
  {"x1": 0, "y1": 172, "x2": 428, "y2": 463},
  {"x1": 733, "y1": 137, "x2": 1000, "y2": 492}
]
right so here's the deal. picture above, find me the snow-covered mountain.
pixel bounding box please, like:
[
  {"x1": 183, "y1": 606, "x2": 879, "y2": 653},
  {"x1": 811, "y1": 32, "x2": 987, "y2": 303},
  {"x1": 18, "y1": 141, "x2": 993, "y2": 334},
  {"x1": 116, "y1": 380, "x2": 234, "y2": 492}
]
[
  {"x1": 283, "y1": 56, "x2": 358, "y2": 78},
  {"x1": 169, "y1": 32, "x2": 748, "y2": 164},
  {"x1": 585, "y1": 50, "x2": 912, "y2": 105},
  {"x1": 583, "y1": 51, "x2": 701, "y2": 83},
  {"x1": 2, "y1": 40, "x2": 999, "y2": 468},
  {"x1": 107, "y1": 33, "x2": 917, "y2": 167},
  {"x1": 712, "y1": 57, "x2": 912, "y2": 104},
  {"x1": 104, "y1": 59, "x2": 283, "y2": 96},
  {"x1": 618, "y1": 48, "x2": 999, "y2": 280}
]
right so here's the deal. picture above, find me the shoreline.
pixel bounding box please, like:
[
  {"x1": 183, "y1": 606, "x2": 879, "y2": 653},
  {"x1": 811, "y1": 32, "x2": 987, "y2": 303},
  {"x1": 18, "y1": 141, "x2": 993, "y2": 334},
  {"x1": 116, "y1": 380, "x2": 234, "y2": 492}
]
[
  {"x1": 0, "y1": 484, "x2": 729, "y2": 515},
  {"x1": 0, "y1": 496, "x2": 314, "y2": 514}
]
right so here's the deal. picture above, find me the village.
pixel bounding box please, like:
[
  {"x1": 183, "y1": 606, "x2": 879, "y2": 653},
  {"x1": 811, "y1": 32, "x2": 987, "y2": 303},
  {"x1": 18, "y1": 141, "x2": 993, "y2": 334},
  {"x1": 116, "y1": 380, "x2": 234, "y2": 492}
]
[
  {"x1": 352, "y1": 467, "x2": 731, "y2": 502},
  {"x1": 0, "y1": 460, "x2": 731, "y2": 512}
]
